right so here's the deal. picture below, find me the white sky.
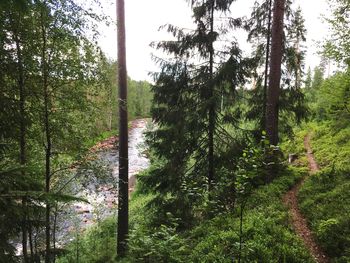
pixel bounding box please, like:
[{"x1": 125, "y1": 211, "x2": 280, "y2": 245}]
[{"x1": 99, "y1": 0, "x2": 331, "y2": 81}]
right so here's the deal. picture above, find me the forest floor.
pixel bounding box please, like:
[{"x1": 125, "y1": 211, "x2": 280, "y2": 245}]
[{"x1": 283, "y1": 134, "x2": 330, "y2": 263}]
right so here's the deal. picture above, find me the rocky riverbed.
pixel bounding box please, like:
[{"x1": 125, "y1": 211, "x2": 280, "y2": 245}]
[{"x1": 58, "y1": 119, "x2": 150, "y2": 243}]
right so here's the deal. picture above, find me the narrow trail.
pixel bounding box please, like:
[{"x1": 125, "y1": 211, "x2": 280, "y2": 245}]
[{"x1": 282, "y1": 134, "x2": 330, "y2": 263}]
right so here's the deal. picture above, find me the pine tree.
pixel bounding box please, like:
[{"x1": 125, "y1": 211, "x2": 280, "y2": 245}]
[
  {"x1": 116, "y1": 0, "x2": 129, "y2": 257},
  {"x1": 266, "y1": 0, "x2": 285, "y2": 146},
  {"x1": 245, "y1": 1, "x2": 307, "y2": 141}
]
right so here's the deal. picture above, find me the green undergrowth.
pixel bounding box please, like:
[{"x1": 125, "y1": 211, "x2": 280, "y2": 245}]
[
  {"x1": 299, "y1": 170, "x2": 350, "y2": 262},
  {"x1": 85, "y1": 119, "x2": 150, "y2": 149},
  {"x1": 281, "y1": 128, "x2": 309, "y2": 167},
  {"x1": 57, "y1": 191, "x2": 154, "y2": 263},
  {"x1": 84, "y1": 129, "x2": 118, "y2": 148},
  {"x1": 307, "y1": 122, "x2": 350, "y2": 170},
  {"x1": 295, "y1": 122, "x2": 350, "y2": 262},
  {"x1": 58, "y1": 166, "x2": 314, "y2": 262},
  {"x1": 184, "y1": 167, "x2": 313, "y2": 263}
]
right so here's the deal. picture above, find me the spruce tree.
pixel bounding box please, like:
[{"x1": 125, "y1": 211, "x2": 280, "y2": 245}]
[{"x1": 143, "y1": 0, "x2": 249, "y2": 224}]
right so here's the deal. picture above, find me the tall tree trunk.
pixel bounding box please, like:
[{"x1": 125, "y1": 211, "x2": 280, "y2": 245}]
[
  {"x1": 52, "y1": 204, "x2": 58, "y2": 263},
  {"x1": 28, "y1": 223, "x2": 34, "y2": 263},
  {"x1": 44, "y1": 72, "x2": 51, "y2": 263},
  {"x1": 10, "y1": 14, "x2": 29, "y2": 262},
  {"x1": 294, "y1": 38, "x2": 301, "y2": 90},
  {"x1": 116, "y1": 0, "x2": 129, "y2": 257},
  {"x1": 17, "y1": 36, "x2": 29, "y2": 263},
  {"x1": 265, "y1": 0, "x2": 285, "y2": 145},
  {"x1": 262, "y1": 0, "x2": 273, "y2": 130},
  {"x1": 44, "y1": 58, "x2": 51, "y2": 263},
  {"x1": 40, "y1": 8, "x2": 51, "y2": 262},
  {"x1": 208, "y1": 0, "x2": 215, "y2": 191}
]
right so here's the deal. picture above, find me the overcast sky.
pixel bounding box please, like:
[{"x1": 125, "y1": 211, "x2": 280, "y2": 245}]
[{"x1": 98, "y1": 0, "x2": 331, "y2": 81}]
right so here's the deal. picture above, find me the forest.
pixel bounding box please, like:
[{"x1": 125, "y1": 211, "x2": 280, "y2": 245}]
[{"x1": 0, "y1": 0, "x2": 349, "y2": 262}]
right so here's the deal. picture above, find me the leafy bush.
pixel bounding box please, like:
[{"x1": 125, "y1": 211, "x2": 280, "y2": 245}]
[
  {"x1": 123, "y1": 221, "x2": 187, "y2": 263},
  {"x1": 57, "y1": 217, "x2": 117, "y2": 263}
]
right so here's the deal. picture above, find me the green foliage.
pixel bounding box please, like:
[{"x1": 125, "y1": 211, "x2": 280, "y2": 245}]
[
  {"x1": 57, "y1": 217, "x2": 117, "y2": 263},
  {"x1": 0, "y1": 0, "x2": 153, "y2": 258},
  {"x1": 299, "y1": 169, "x2": 350, "y2": 262},
  {"x1": 323, "y1": 0, "x2": 350, "y2": 66},
  {"x1": 56, "y1": 185, "x2": 155, "y2": 263},
  {"x1": 125, "y1": 221, "x2": 187, "y2": 263},
  {"x1": 307, "y1": 123, "x2": 350, "y2": 170},
  {"x1": 145, "y1": 0, "x2": 252, "y2": 226},
  {"x1": 0, "y1": 163, "x2": 42, "y2": 261},
  {"x1": 96, "y1": 61, "x2": 152, "y2": 133},
  {"x1": 296, "y1": 119, "x2": 350, "y2": 262},
  {"x1": 128, "y1": 79, "x2": 152, "y2": 120},
  {"x1": 314, "y1": 71, "x2": 350, "y2": 127},
  {"x1": 57, "y1": 164, "x2": 314, "y2": 263},
  {"x1": 126, "y1": 168, "x2": 312, "y2": 263}
]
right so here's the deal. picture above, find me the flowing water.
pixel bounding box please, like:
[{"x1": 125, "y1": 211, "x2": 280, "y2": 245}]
[
  {"x1": 57, "y1": 119, "x2": 150, "y2": 244},
  {"x1": 14, "y1": 119, "x2": 150, "y2": 254}
]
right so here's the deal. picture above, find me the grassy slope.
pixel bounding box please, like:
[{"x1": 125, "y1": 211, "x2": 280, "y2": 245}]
[
  {"x1": 289, "y1": 123, "x2": 350, "y2": 262},
  {"x1": 186, "y1": 167, "x2": 313, "y2": 263},
  {"x1": 58, "y1": 167, "x2": 314, "y2": 262}
]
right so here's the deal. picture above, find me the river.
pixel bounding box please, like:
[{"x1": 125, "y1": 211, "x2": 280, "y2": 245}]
[
  {"x1": 15, "y1": 119, "x2": 150, "y2": 255},
  {"x1": 57, "y1": 119, "x2": 150, "y2": 245}
]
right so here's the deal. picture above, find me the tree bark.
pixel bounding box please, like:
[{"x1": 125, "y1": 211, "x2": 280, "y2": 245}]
[
  {"x1": 28, "y1": 223, "x2": 34, "y2": 263},
  {"x1": 10, "y1": 13, "x2": 29, "y2": 262},
  {"x1": 208, "y1": 0, "x2": 215, "y2": 191},
  {"x1": 262, "y1": 0, "x2": 273, "y2": 130},
  {"x1": 116, "y1": 0, "x2": 129, "y2": 257},
  {"x1": 265, "y1": 0, "x2": 285, "y2": 145},
  {"x1": 40, "y1": 8, "x2": 51, "y2": 262}
]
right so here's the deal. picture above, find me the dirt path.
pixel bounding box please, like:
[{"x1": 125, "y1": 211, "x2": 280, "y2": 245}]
[{"x1": 282, "y1": 134, "x2": 330, "y2": 263}]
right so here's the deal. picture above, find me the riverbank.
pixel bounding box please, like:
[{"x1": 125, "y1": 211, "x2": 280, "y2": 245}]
[{"x1": 13, "y1": 119, "x2": 151, "y2": 259}]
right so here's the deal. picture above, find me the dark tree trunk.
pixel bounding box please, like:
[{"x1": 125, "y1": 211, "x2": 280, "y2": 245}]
[
  {"x1": 116, "y1": 0, "x2": 129, "y2": 257},
  {"x1": 262, "y1": 0, "x2": 273, "y2": 130},
  {"x1": 28, "y1": 223, "x2": 34, "y2": 263},
  {"x1": 265, "y1": 0, "x2": 285, "y2": 145},
  {"x1": 10, "y1": 15, "x2": 29, "y2": 262},
  {"x1": 44, "y1": 77, "x2": 51, "y2": 263},
  {"x1": 52, "y1": 204, "x2": 58, "y2": 263},
  {"x1": 208, "y1": 0, "x2": 215, "y2": 191},
  {"x1": 40, "y1": 9, "x2": 51, "y2": 262},
  {"x1": 44, "y1": 60, "x2": 51, "y2": 263},
  {"x1": 17, "y1": 37, "x2": 28, "y2": 263}
]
